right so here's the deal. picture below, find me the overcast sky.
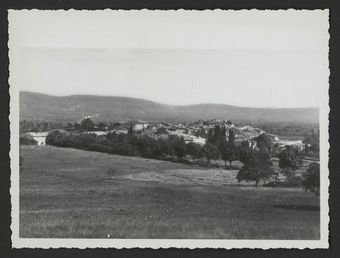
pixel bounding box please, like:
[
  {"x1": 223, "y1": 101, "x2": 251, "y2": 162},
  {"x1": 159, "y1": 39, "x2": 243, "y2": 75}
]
[{"x1": 10, "y1": 10, "x2": 329, "y2": 108}]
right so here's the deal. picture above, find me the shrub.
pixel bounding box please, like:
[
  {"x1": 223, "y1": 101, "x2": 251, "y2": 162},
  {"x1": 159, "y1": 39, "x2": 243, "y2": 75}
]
[
  {"x1": 302, "y1": 162, "x2": 320, "y2": 196},
  {"x1": 237, "y1": 149, "x2": 274, "y2": 187},
  {"x1": 278, "y1": 146, "x2": 303, "y2": 170},
  {"x1": 200, "y1": 142, "x2": 219, "y2": 164},
  {"x1": 220, "y1": 141, "x2": 238, "y2": 168},
  {"x1": 186, "y1": 142, "x2": 202, "y2": 162},
  {"x1": 46, "y1": 130, "x2": 70, "y2": 147},
  {"x1": 20, "y1": 134, "x2": 37, "y2": 145}
]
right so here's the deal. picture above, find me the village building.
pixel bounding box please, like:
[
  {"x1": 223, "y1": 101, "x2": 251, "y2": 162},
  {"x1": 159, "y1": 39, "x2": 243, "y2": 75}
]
[
  {"x1": 182, "y1": 135, "x2": 206, "y2": 146},
  {"x1": 26, "y1": 132, "x2": 48, "y2": 146},
  {"x1": 110, "y1": 128, "x2": 128, "y2": 135},
  {"x1": 82, "y1": 131, "x2": 108, "y2": 136},
  {"x1": 132, "y1": 123, "x2": 149, "y2": 132},
  {"x1": 277, "y1": 139, "x2": 305, "y2": 151}
]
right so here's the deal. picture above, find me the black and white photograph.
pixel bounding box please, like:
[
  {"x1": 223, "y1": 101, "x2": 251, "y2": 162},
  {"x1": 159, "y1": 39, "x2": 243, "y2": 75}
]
[{"x1": 9, "y1": 10, "x2": 329, "y2": 248}]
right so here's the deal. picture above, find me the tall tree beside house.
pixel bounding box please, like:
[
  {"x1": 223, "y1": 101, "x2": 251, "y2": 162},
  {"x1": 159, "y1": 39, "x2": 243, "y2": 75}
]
[
  {"x1": 214, "y1": 125, "x2": 226, "y2": 146},
  {"x1": 228, "y1": 128, "x2": 236, "y2": 145},
  {"x1": 207, "y1": 125, "x2": 227, "y2": 147},
  {"x1": 212, "y1": 125, "x2": 220, "y2": 144},
  {"x1": 237, "y1": 148, "x2": 274, "y2": 187},
  {"x1": 221, "y1": 126, "x2": 227, "y2": 144},
  {"x1": 207, "y1": 128, "x2": 214, "y2": 144},
  {"x1": 128, "y1": 124, "x2": 134, "y2": 135}
]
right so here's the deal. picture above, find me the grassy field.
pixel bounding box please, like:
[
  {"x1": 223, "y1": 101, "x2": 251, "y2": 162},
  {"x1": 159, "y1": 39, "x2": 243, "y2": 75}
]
[{"x1": 20, "y1": 146, "x2": 320, "y2": 239}]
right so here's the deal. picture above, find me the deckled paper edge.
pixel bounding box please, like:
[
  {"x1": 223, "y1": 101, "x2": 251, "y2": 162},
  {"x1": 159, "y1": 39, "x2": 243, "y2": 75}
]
[{"x1": 8, "y1": 9, "x2": 330, "y2": 249}]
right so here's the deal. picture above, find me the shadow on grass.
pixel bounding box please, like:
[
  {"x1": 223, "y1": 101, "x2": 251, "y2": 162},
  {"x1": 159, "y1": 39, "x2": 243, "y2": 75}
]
[{"x1": 272, "y1": 204, "x2": 320, "y2": 212}]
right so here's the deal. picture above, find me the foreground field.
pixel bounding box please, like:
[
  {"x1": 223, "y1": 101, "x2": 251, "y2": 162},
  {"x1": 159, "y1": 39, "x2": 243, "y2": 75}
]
[{"x1": 20, "y1": 146, "x2": 320, "y2": 239}]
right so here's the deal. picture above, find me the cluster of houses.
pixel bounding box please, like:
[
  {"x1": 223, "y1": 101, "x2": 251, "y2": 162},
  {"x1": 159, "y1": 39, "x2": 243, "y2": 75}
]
[
  {"x1": 25, "y1": 132, "x2": 48, "y2": 146},
  {"x1": 24, "y1": 118, "x2": 306, "y2": 151}
]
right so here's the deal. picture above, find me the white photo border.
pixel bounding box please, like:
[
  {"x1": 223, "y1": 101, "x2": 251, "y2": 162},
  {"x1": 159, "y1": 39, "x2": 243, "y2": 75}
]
[{"x1": 8, "y1": 9, "x2": 330, "y2": 249}]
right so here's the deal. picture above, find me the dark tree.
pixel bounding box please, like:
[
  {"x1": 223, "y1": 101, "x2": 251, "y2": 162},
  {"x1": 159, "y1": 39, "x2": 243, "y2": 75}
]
[
  {"x1": 19, "y1": 134, "x2": 37, "y2": 145},
  {"x1": 207, "y1": 125, "x2": 227, "y2": 149},
  {"x1": 195, "y1": 128, "x2": 207, "y2": 138},
  {"x1": 237, "y1": 149, "x2": 274, "y2": 186},
  {"x1": 97, "y1": 122, "x2": 108, "y2": 131},
  {"x1": 221, "y1": 126, "x2": 227, "y2": 144},
  {"x1": 74, "y1": 122, "x2": 81, "y2": 130},
  {"x1": 213, "y1": 125, "x2": 226, "y2": 146},
  {"x1": 174, "y1": 137, "x2": 186, "y2": 158},
  {"x1": 201, "y1": 142, "x2": 219, "y2": 164},
  {"x1": 80, "y1": 118, "x2": 95, "y2": 131},
  {"x1": 128, "y1": 124, "x2": 134, "y2": 135},
  {"x1": 207, "y1": 128, "x2": 215, "y2": 144},
  {"x1": 302, "y1": 162, "x2": 320, "y2": 196},
  {"x1": 255, "y1": 133, "x2": 273, "y2": 152},
  {"x1": 278, "y1": 146, "x2": 303, "y2": 171},
  {"x1": 159, "y1": 139, "x2": 175, "y2": 157},
  {"x1": 303, "y1": 134, "x2": 320, "y2": 153},
  {"x1": 186, "y1": 142, "x2": 202, "y2": 162},
  {"x1": 228, "y1": 129, "x2": 235, "y2": 145},
  {"x1": 156, "y1": 127, "x2": 169, "y2": 135},
  {"x1": 136, "y1": 136, "x2": 160, "y2": 158},
  {"x1": 278, "y1": 146, "x2": 303, "y2": 185},
  {"x1": 46, "y1": 130, "x2": 69, "y2": 146},
  {"x1": 220, "y1": 141, "x2": 238, "y2": 168}
]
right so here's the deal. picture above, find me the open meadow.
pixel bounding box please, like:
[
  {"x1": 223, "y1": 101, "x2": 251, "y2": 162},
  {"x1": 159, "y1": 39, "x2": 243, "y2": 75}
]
[{"x1": 20, "y1": 145, "x2": 320, "y2": 239}]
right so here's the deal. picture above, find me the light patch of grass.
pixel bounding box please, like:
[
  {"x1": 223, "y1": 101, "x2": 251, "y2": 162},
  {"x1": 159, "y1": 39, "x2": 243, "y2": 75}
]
[{"x1": 20, "y1": 146, "x2": 320, "y2": 239}]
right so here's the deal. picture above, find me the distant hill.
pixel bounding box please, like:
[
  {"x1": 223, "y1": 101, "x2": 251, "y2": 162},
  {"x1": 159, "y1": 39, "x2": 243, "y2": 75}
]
[{"x1": 19, "y1": 91, "x2": 319, "y2": 124}]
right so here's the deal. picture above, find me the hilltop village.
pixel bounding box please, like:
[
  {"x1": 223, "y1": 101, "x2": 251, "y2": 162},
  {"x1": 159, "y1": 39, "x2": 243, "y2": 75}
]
[
  {"x1": 24, "y1": 118, "x2": 305, "y2": 151},
  {"x1": 107, "y1": 119, "x2": 305, "y2": 150}
]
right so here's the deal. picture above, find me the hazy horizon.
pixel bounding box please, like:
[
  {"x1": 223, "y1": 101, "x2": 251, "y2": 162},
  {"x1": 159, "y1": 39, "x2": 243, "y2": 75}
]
[
  {"x1": 12, "y1": 10, "x2": 329, "y2": 108},
  {"x1": 20, "y1": 90, "x2": 319, "y2": 109}
]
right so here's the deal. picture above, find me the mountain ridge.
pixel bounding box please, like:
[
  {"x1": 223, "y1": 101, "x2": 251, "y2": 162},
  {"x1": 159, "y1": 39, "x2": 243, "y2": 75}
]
[{"x1": 19, "y1": 91, "x2": 319, "y2": 124}]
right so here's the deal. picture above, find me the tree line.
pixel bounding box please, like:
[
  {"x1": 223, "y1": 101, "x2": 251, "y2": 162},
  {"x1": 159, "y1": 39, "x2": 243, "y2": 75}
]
[{"x1": 43, "y1": 124, "x2": 319, "y2": 195}]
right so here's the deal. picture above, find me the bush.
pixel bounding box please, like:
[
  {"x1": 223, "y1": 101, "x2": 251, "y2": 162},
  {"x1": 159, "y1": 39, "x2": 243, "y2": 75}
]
[
  {"x1": 263, "y1": 170, "x2": 302, "y2": 188},
  {"x1": 302, "y1": 162, "x2": 320, "y2": 196},
  {"x1": 186, "y1": 142, "x2": 202, "y2": 162},
  {"x1": 46, "y1": 129, "x2": 196, "y2": 165},
  {"x1": 237, "y1": 149, "x2": 274, "y2": 186},
  {"x1": 46, "y1": 130, "x2": 70, "y2": 147},
  {"x1": 201, "y1": 142, "x2": 219, "y2": 164},
  {"x1": 278, "y1": 146, "x2": 303, "y2": 170},
  {"x1": 285, "y1": 174, "x2": 302, "y2": 187},
  {"x1": 220, "y1": 141, "x2": 238, "y2": 168},
  {"x1": 20, "y1": 134, "x2": 37, "y2": 145}
]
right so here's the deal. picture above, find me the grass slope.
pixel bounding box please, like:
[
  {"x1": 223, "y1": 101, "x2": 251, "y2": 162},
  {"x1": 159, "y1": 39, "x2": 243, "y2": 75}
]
[
  {"x1": 20, "y1": 91, "x2": 319, "y2": 123},
  {"x1": 20, "y1": 146, "x2": 320, "y2": 239}
]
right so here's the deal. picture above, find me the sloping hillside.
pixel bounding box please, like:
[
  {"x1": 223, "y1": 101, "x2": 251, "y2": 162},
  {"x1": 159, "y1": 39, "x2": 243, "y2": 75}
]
[{"x1": 19, "y1": 91, "x2": 319, "y2": 123}]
